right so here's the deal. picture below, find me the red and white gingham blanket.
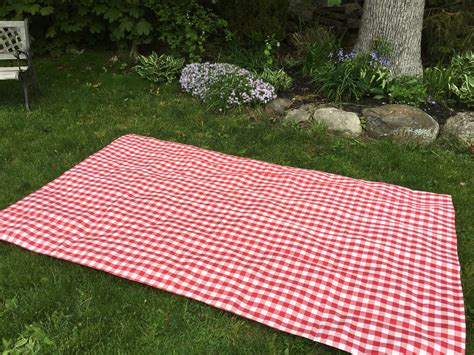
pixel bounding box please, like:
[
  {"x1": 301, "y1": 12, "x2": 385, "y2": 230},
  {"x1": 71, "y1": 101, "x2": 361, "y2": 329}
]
[{"x1": 0, "y1": 134, "x2": 465, "y2": 354}]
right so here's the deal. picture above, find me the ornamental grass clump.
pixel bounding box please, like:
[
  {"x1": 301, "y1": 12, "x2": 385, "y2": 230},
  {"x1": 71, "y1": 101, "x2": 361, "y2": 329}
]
[{"x1": 180, "y1": 63, "x2": 276, "y2": 111}]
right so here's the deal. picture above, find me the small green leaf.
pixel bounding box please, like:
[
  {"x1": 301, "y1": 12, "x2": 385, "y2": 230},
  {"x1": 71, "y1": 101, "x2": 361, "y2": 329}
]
[
  {"x1": 25, "y1": 4, "x2": 41, "y2": 15},
  {"x1": 135, "y1": 20, "x2": 151, "y2": 36},
  {"x1": 40, "y1": 6, "x2": 54, "y2": 16},
  {"x1": 104, "y1": 8, "x2": 122, "y2": 22},
  {"x1": 92, "y1": 4, "x2": 107, "y2": 15},
  {"x1": 119, "y1": 20, "x2": 134, "y2": 32},
  {"x1": 14, "y1": 337, "x2": 28, "y2": 348}
]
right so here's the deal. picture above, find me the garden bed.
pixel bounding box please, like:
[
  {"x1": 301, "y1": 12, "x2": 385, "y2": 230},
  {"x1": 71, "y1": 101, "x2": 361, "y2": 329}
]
[{"x1": 278, "y1": 69, "x2": 459, "y2": 126}]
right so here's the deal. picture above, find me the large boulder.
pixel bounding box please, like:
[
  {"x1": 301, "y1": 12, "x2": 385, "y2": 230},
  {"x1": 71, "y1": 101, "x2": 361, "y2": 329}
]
[
  {"x1": 283, "y1": 104, "x2": 317, "y2": 124},
  {"x1": 440, "y1": 112, "x2": 474, "y2": 148},
  {"x1": 362, "y1": 104, "x2": 439, "y2": 144},
  {"x1": 312, "y1": 107, "x2": 362, "y2": 137},
  {"x1": 265, "y1": 98, "x2": 292, "y2": 115}
]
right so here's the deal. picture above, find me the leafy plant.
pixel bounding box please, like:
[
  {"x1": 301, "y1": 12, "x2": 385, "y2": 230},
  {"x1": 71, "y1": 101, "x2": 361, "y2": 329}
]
[
  {"x1": 133, "y1": 53, "x2": 185, "y2": 84},
  {"x1": 0, "y1": 0, "x2": 152, "y2": 55},
  {"x1": 1, "y1": 324, "x2": 56, "y2": 355},
  {"x1": 303, "y1": 42, "x2": 336, "y2": 77},
  {"x1": 449, "y1": 75, "x2": 474, "y2": 107},
  {"x1": 311, "y1": 60, "x2": 370, "y2": 102},
  {"x1": 387, "y1": 76, "x2": 427, "y2": 106},
  {"x1": 361, "y1": 66, "x2": 391, "y2": 100},
  {"x1": 148, "y1": 0, "x2": 231, "y2": 61},
  {"x1": 423, "y1": 66, "x2": 452, "y2": 104},
  {"x1": 257, "y1": 67, "x2": 293, "y2": 92},
  {"x1": 424, "y1": 51, "x2": 474, "y2": 107},
  {"x1": 262, "y1": 36, "x2": 279, "y2": 68},
  {"x1": 0, "y1": 0, "x2": 230, "y2": 57},
  {"x1": 448, "y1": 51, "x2": 474, "y2": 107},
  {"x1": 308, "y1": 49, "x2": 391, "y2": 102},
  {"x1": 219, "y1": 36, "x2": 280, "y2": 73},
  {"x1": 219, "y1": 45, "x2": 268, "y2": 73},
  {"x1": 281, "y1": 55, "x2": 301, "y2": 70},
  {"x1": 423, "y1": 4, "x2": 474, "y2": 64}
]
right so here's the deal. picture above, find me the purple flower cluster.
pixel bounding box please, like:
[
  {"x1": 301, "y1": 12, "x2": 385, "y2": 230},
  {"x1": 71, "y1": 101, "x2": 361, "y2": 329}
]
[
  {"x1": 369, "y1": 50, "x2": 391, "y2": 68},
  {"x1": 329, "y1": 48, "x2": 391, "y2": 68},
  {"x1": 330, "y1": 48, "x2": 356, "y2": 62},
  {"x1": 179, "y1": 63, "x2": 276, "y2": 107}
]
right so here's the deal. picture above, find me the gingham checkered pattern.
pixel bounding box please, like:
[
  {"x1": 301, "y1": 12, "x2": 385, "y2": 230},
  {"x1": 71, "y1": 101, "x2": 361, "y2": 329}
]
[{"x1": 0, "y1": 134, "x2": 465, "y2": 354}]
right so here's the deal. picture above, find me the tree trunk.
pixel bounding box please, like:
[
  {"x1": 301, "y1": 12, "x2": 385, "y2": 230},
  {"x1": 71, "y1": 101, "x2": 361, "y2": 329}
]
[{"x1": 355, "y1": 0, "x2": 425, "y2": 77}]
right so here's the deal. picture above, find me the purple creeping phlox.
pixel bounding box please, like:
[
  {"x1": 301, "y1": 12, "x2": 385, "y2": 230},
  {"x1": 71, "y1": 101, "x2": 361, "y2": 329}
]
[{"x1": 180, "y1": 63, "x2": 276, "y2": 108}]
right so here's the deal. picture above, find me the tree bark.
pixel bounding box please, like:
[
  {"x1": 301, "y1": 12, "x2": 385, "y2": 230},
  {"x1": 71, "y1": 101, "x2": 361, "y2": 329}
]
[{"x1": 355, "y1": 0, "x2": 425, "y2": 77}]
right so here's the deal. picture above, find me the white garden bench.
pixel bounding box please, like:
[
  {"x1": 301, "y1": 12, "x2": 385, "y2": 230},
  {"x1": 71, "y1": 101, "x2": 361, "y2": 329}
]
[{"x1": 0, "y1": 19, "x2": 39, "y2": 111}]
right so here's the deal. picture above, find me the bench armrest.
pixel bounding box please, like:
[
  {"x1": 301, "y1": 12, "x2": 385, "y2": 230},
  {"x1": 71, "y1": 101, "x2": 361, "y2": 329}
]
[{"x1": 13, "y1": 50, "x2": 32, "y2": 73}]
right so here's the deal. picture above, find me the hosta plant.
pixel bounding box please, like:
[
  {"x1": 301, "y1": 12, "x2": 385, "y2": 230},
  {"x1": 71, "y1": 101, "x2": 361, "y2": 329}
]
[
  {"x1": 257, "y1": 67, "x2": 293, "y2": 92},
  {"x1": 134, "y1": 53, "x2": 185, "y2": 84},
  {"x1": 448, "y1": 51, "x2": 474, "y2": 107}
]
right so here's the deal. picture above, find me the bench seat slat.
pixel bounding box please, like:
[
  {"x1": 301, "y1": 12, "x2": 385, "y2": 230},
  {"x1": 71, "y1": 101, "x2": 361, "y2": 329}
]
[
  {"x1": 0, "y1": 71, "x2": 19, "y2": 80},
  {"x1": 0, "y1": 53, "x2": 27, "y2": 60},
  {"x1": 0, "y1": 66, "x2": 28, "y2": 80}
]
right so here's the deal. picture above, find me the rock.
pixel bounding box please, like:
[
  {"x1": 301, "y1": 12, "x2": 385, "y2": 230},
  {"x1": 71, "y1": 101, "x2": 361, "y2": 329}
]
[
  {"x1": 283, "y1": 104, "x2": 317, "y2": 124},
  {"x1": 441, "y1": 112, "x2": 474, "y2": 147},
  {"x1": 265, "y1": 98, "x2": 292, "y2": 115},
  {"x1": 312, "y1": 107, "x2": 362, "y2": 137},
  {"x1": 362, "y1": 104, "x2": 439, "y2": 144}
]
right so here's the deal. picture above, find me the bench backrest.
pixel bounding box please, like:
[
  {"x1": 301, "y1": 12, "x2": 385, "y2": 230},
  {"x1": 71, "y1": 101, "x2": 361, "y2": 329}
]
[{"x1": 0, "y1": 19, "x2": 29, "y2": 60}]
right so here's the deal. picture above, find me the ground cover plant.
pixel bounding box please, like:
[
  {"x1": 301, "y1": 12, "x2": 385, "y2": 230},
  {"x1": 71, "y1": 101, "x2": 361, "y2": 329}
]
[
  {"x1": 0, "y1": 52, "x2": 473, "y2": 353},
  {"x1": 180, "y1": 62, "x2": 276, "y2": 111}
]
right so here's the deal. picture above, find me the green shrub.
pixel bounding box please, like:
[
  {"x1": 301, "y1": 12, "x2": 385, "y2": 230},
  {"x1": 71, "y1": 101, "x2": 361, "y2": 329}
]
[
  {"x1": 209, "y1": 0, "x2": 288, "y2": 45},
  {"x1": 147, "y1": 0, "x2": 231, "y2": 61},
  {"x1": 448, "y1": 51, "x2": 474, "y2": 107},
  {"x1": 219, "y1": 36, "x2": 280, "y2": 73},
  {"x1": 219, "y1": 45, "x2": 268, "y2": 73},
  {"x1": 423, "y1": 2, "x2": 474, "y2": 64},
  {"x1": 0, "y1": 0, "x2": 150, "y2": 54},
  {"x1": 257, "y1": 67, "x2": 293, "y2": 92},
  {"x1": 388, "y1": 77, "x2": 427, "y2": 106},
  {"x1": 0, "y1": 0, "x2": 229, "y2": 58},
  {"x1": 424, "y1": 51, "x2": 474, "y2": 107},
  {"x1": 133, "y1": 53, "x2": 184, "y2": 84}
]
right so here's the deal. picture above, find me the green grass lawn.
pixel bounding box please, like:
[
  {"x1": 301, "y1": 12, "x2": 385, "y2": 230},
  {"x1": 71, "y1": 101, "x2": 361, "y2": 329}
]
[{"x1": 0, "y1": 52, "x2": 473, "y2": 354}]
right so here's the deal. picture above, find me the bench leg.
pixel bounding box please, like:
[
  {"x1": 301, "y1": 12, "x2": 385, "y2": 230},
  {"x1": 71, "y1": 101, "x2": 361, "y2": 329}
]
[{"x1": 22, "y1": 80, "x2": 30, "y2": 112}]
